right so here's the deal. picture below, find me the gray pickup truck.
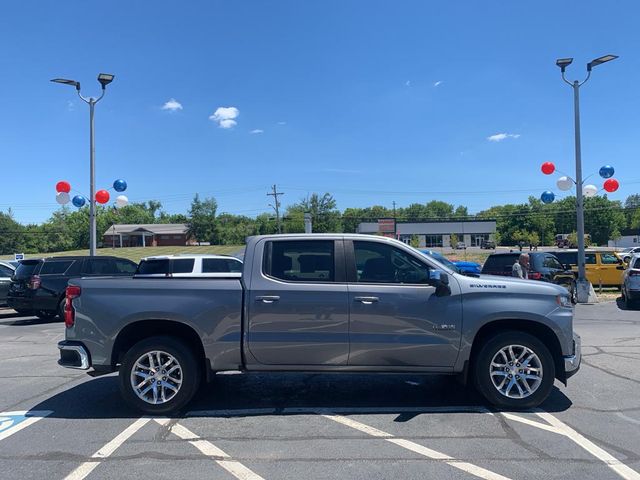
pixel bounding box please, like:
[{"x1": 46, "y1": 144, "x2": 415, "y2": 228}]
[{"x1": 58, "y1": 234, "x2": 580, "y2": 414}]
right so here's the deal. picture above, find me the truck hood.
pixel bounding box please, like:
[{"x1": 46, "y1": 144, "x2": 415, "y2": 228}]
[{"x1": 456, "y1": 273, "x2": 569, "y2": 296}]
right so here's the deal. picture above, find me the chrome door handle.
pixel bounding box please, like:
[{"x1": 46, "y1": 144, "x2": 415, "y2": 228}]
[
  {"x1": 256, "y1": 295, "x2": 280, "y2": 304},
  {"x1": 354, "y1": 296, "x2": 379, "y2": 304}
]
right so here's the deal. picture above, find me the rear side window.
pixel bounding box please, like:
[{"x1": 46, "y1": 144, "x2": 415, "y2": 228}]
[
  {"x1": 14, "y1": 261, "x2": 40, "y2": 279},
  {"x1": 202, "y1": 258, "x2": 243, "y2": 273},
  {"x1": 40, "y1": 260, "x2": 74, "y2": 275},
  {"x1": 585, "y1": 254, "x2": 597, "y2": 265},
  {"x1": 482, "y1": 255, "x2": 518, "y2": 273},
  {"x1": 554, "y1": 252, "x2": 577, "y2": 265},
  {"x1": 264, "y1": 240, "x2": 335, "y2": 282},
  {"x1": 137, "y1": 259, "x2": 170, "y2": 275},
  {"x1": 172, "y1": 259, "x2": 195, "y2": 273}
]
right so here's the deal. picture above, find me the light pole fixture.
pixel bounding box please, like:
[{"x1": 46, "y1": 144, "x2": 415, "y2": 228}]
[
  {"x1": 553, "y1": 54, "x2": 618, "y2": 303},
  {"x1": 51, "y1": 73, "x2": 115, "y2": 256}
]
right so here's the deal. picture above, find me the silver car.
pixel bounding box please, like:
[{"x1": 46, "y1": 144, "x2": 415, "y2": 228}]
[
  {"x1": 0, "y1": 261, "x2": 17, "y2": 306},
  {"x1": 622, "y1": 253, "x2": 640, "y2": 309}
]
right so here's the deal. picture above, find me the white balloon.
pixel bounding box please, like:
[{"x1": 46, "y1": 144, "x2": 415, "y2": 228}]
[
  {"x1": 583, "y1": 184, "x2": 598, "y2": 198},
  {"x1": 556, "y1": 176, "x2": 573, "y2": 191},
  {"x1": 56, "y1": 192, "x2": 70, "y2": 205},
  {"x1": 115, "y1": 195, "x2": 129, "y2": 208}
]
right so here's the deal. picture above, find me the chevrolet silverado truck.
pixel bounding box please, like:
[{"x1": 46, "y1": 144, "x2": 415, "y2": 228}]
[{"x1": 58, "y1": 234, "x2": 581, "y2": 414}]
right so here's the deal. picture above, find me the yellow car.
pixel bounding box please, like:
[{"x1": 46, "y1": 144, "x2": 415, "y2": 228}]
[{"x1": 553, "y1": 250, "x2": 626, "y2": 287}]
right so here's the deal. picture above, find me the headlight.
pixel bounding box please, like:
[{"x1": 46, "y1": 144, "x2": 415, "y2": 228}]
[{"x1": 556, "y1": 295, "x2": 572, "y2": 308}]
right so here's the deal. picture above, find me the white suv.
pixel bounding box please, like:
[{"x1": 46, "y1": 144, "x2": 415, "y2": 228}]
[{"x1": 135, "y1": 255, "x2": 243, "y2": 278}]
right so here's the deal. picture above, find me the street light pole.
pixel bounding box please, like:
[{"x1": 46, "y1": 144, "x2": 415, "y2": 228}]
[
  {"x1": 51, "y1": 74, "x2": 115, "y2": 256},
  {"x1": 556, "y1": 55, "x2": 617, "y2": 303}
]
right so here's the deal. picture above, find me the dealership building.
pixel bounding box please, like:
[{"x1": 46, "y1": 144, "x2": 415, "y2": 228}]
[{"x1": 356, "y1": 218, "x2": 497, "y2": 248}]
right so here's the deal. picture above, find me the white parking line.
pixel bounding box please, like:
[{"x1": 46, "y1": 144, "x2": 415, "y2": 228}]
[
  {"x1": 64, "y1": 417, "x2": 151, "y2": 480},
  {"x1": 500, "y1": 410, "x2": 640, "y2": 480},
  {"x1": 0, "y1": 410, "x2": 52, "y2": 442},
  {"x1": 323, "y1": 414, "x2": 512, "y2": 480},
  {"x1": 155, "y1": 419, "x2": 265, "y2": 480}
]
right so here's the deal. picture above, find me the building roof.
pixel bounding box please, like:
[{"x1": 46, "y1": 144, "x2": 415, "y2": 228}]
[{"x1": 103, "y1": 224, "x2": 189, "y2": 236}]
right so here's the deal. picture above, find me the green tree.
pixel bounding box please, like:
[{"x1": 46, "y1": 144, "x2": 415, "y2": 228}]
[
  {"x1": 187, "y1": 194, "x2": 218, "y2": 243},
  {"x1": 284, "y1": 193, "x2": 341, "y2": 234},
  {"x1": 410, "y1": 235, "x2": 420, "y2": 248}
]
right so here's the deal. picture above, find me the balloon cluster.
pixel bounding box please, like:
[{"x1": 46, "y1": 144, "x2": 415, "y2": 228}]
[
  {"x1": 539, "y1": 162, "x2": 620, "y2": 204},
  {"x1": 55, "y1": 179, "x2": 129, "y2": 208}
]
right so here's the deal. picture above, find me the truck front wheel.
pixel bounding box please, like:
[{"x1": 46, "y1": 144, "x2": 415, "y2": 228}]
[
  {"x1": 474, "y1": 331, "x2": 555, "y2": 410},
  {"x1": 119, "y1": 336, "x2": 200, "y2": 415}
]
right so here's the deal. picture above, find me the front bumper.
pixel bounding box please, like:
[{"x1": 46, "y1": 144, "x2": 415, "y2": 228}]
[
  {"x1": 564, "y1": 332, "x2": 581, "y2": 379},
  {"x1": 58, "y1": 341, "x2": 91, "y2": 370}
]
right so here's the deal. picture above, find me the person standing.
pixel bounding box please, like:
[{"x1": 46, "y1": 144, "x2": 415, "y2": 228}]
[{"x1": 512, "y1": 253, "x2": 530, "y2": 279}]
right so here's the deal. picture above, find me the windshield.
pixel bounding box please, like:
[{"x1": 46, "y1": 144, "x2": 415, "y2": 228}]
[{"x1": 412, "y1": 247, "x2": 457, "y2": 274}]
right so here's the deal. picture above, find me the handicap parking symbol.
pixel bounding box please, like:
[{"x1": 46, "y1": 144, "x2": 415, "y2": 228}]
[{"x1": 0, "y1": 411, "x2": 52, "y2": 441}]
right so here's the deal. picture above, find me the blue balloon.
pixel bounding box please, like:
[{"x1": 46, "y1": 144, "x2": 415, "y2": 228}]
[
  {"x1": 72, "y1": 195, "x2": 86, "y2": 208},
  {"x1": 599, "y1": 165, "x2": 614, "y2": 179},
  {"x1": 541, "y1": 191, "x2": 555, "y2": 204},
  {"x1": 113, "y1": 179, "x2": 127, "y2": 192}
]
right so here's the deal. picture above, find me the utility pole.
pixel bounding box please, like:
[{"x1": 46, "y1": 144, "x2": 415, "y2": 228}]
[
  {"x1": 267, "y1": 184, "x2": 284, "y2": 234},
  {"x1": 392, "y1": 201, "x2": 397, "y2": 238}
]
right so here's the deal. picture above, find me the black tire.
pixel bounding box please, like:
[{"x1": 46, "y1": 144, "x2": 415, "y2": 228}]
[
  {"x1": 119, "y1": 336, "x2": 200, "y2": 415},
  {"x1": 473, "y1": 331, "x2": 555, "y2": 410},
  {"x1": 35, "y1": 310, "x2": 57, "y2": 320}
]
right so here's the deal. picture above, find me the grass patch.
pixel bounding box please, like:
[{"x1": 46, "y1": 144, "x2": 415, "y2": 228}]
[{"x1": 0, "y1": 245, "x2": 244, "y2": 263}]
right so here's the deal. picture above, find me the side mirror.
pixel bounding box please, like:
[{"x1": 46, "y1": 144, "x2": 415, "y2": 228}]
[{"x1": 430, "y1": 270, "x2": 451, "y2": 296}]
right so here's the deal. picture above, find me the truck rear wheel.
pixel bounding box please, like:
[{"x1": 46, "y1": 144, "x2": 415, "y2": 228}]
[
  {"x1": 119, "y1": 336, "x2": 200, "y2": 415},
  {"x1": 473, "y1": 331, "x2": 555, "y2": 410}
]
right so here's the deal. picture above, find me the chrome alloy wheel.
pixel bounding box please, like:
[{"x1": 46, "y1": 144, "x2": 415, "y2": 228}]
[
  {"x1": 489, "y1": 345, "x2": 543, "y2": 399},
  {"x1": 130, "y1": 350, "x2": 183, "y2": 405}
]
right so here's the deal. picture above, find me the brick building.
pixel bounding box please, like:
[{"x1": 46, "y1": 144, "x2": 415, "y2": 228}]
[{"x1": 103, "y1": 224, "x2": 195, "y2": 248}]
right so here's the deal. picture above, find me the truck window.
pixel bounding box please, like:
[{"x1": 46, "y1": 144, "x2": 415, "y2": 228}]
[
  {"x1": 353, "y1": 241, "x2": 430, "y2": 284},
  {"x1": 600, "y1": 252, "x2": 620, "y2": 265},
  {"x1": 202, "y1": 258, "x2": 242, "y2": 273},
  {"x1": 87, "y1": 259, "x2": 119, "y2": 275},
  {"x1": 40, "y1": 260, "x2": 74, "y2": 275},
  {"x1": 172, "y1": 259, "x2": 195, "y2": 273},
  {"x1": 265, "y1": 240, "x2": 335, "y2": 282},
  {"x1": 114, "y1": 260, "x2": 137, "y2": 274},
  {"x1": 137, "y1": 259, "x2": 170, "y2": 275},
  {"x1": 585, "y1": 254, "x2": 596, "y2": 265}
]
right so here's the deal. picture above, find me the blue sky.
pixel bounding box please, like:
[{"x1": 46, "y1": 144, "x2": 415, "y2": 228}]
[{"x1": 1, "y1": 0, "x2": 639, "y2": 224}]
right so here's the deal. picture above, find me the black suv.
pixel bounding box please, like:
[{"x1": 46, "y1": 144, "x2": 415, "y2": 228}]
[
  {"x1": 481, "y1": 252, "x2": 576, "y2": 302},
  {"x1": 7, "y1": 256, "x2": 137, "y2": 319}
]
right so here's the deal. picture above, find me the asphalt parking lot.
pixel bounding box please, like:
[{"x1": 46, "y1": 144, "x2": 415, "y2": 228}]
[{"x1": 0, "y1": 301, "x2": 639, "y2": 480}]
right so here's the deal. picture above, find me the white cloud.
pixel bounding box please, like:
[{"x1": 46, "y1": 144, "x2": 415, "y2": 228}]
[
  {"x1": 487, "y1": 133, "x2": 521, "y2": 142},
  {"x1": 162, "y1": 98, "x2": 183, "y2": 111},
  {"x1": 67, "y1": 100, "x2": 75, "y2": 111},
  {"x1": 434, "y1": 81, "x2": 443, "y2": 87},
  {"x1": 209, "y1": 106, "x2": 239, "y2": 129},
  {"x1": 277, "y1": 121, "x2": 286, "y2": 125},
  {"x1": 405, "y1": 80, "x2": 411, "y2": 87},
  {"x1": 250, "y1": 129, "x2": 264, "y2": 134}
]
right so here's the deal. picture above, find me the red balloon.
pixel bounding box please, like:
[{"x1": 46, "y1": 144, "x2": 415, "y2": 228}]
[
  {"x1": 603, "y1": 178, "x2": 619, "y2": 193},
  {"x1": 56, "y1": 181, "x2": 71, "y2": 193},
  {"x1": 95, "y1": 190, "x2": 110, "y2": 204},
  {"x1": 541, "y1": 162, "x2": 555, "y2": 175}
]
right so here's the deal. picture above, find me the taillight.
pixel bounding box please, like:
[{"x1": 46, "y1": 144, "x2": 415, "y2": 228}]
[
  {"x1": 28, "y1": 275, "x2": 41, "y2": 290},
  {"x1": 65, "y1": 285, "x2": 81, "y2": 328},
  {"x1": 529, "y1": 272, "x2": 542, "y2": 280}
]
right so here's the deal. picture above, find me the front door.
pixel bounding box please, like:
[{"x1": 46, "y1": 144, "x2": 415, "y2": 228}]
[
  {"x1": 346, "y1": 240, "x2": 462, "y2": 368},
  {"x1": 247, "y1": 239, "x2": 349, "y2": 366}
]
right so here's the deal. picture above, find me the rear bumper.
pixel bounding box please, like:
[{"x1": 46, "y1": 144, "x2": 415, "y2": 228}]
[
  {"x1": 58, "y1": 341, "x2": 91, "y2": 370},
  {"x1": 564, "y1": 332, "x2": 581, "y2": 379}
]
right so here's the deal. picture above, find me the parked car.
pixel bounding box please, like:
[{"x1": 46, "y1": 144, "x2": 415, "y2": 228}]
[
  {"x1": 481, "y1": 252, "x2": 576, "y2": 302},
  {"x1": 481, "y1": 240, "x2": 496, "y2": 249},
  {"x1": 136, "y1": 255, "x2": 243, "y2": 277},
  {"x1": 622, "y1": 254, "x2": 640, "y2": 309},
  {"x1": 419, "y1": 249, "x2": 476, "y2": 275},
  {"x1": 59, "y1": 234, "x2": 580, "y2": 414},
  {"x1": 418, "y1": 249, "x2": 481, "y2": 276},
  {"x1": 552, "y1": 250, "x2": 626, "y2": 287},
  {"x1": 0, "y1": 261, "x2": 16, "y2": 306},
  {"x1": 619, "y1": 247, "x2": 640, "y2": 264},
  {"x1": 7, "y1": 256, "x2": 137, "y2": 319},
  {"x1": 455, "y1": 241, "x2": 466, "y2": 250}
]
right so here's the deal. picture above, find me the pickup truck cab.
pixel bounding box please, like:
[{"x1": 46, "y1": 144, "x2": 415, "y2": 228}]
[{"x1": 58, "y1": 234, "x2": 580, "y2": 414}]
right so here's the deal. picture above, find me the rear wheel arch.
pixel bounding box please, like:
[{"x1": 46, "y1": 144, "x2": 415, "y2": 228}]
[
  {"x1": 469, "y1": 319, "x2": 565, "y2": 383},
  {"x1": 112, "y1": 320, "x2": 207, "y2": 377}
]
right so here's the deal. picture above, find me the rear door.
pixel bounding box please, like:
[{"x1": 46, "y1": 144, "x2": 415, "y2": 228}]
[
  {"x1": 346, "y1": 240, "x2": 462, "y2": 368},
  {"x1": 246, "y1": 239, "x2": 349, "y2": 366}
]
